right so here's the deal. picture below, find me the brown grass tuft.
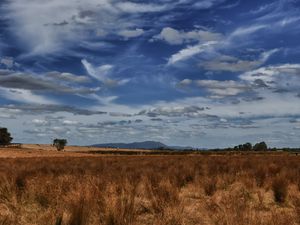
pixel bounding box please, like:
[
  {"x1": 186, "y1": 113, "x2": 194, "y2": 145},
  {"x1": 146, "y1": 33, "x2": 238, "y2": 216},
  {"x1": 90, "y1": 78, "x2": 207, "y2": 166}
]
[{"x1": 272, "y1": 175, "x2": 288, "y2": 204}]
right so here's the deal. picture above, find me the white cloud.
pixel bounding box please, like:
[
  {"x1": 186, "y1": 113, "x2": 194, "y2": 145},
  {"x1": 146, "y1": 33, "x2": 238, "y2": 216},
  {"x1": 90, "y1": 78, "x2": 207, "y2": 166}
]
[
  {"x1": 164, "y1": 21, "x2": 276, "y2": 66},
  {"x1": 240, "y1": 64, "x2": 300, "y2": 92},
  {"x1": 81, "y1": 59, "x2": 130, "y2": 87},
  {"x1": 229, "y1": 24, "x2": 267, "y2": 38},
  {"x1": 32, "y1": 119, "x2": 49, "y2": 126},
  {"x1": 115, "y1": 2, "x2": 168, "y2": 13},
  {"x1": 155, "y1": 27, "x2": 183, "y2": 45},
  {"x1": 47, "y1": 72, "x2": 90, "y2": 83},
  {"x1": 195, "y1": 80, "x2": 250, "y2": 98},
  {"x1": 118, "y1": 28, "x2": 144, "y2": 39},
  {"x1": 4, "y1": 0, "x2": 167, "y2": 56},
  {"x1": 154, "y1": 27, "x2": 223, "y2": 45},
  {"x1": 0, "y1": 57, "x2": 15, "y2": 68},
  {"x1": 177, "y1": 79, "x2": 193, "y2": 87},
  {"x1": 200, "y1": 49, "x2": 278, "y2": 72},
  {"x1": 63, "y1": 120, "x2": 80, "y2": 125},
  {"x1": 81, "y1": 59, "x2": 113, "y2": 82},
  {"x1": 168, "y1": 41, "x2": 216, "y2": 65},
  {"x1": 0, "y1": 88, "x2": 56, "y2": 104}
]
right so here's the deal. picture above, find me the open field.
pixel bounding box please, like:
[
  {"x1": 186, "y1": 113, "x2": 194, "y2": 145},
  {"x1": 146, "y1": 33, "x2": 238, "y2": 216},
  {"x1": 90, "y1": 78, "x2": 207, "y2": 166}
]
[
  {"x1": 0, "y1": 144, "x2": 156, "y2": 158},
  {"x1": 0, "y1": 148, "x2": 300, "y2": 225}
]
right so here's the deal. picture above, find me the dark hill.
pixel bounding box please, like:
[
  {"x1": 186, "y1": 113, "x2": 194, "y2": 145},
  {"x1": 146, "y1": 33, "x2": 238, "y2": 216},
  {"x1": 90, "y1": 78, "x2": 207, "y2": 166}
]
[{"x1": 91, "y1": 141, "x2": 168, "y2": 150}]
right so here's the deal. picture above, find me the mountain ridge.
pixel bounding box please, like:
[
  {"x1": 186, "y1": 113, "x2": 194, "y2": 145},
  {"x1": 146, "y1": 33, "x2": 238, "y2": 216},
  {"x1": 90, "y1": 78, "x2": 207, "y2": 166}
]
[
  {"x1": 90, "y1": 141, "x2": 168, "y2": 150},
  {"x1": 90, "y1": 141, "x2": 195, "y2": 150}
]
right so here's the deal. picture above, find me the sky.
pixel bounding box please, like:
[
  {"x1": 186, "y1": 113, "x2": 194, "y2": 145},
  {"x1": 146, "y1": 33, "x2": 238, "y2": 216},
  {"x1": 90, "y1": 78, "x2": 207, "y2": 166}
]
[{"x1": 0, "y1": 0, "x2": 300, "y2": 148}]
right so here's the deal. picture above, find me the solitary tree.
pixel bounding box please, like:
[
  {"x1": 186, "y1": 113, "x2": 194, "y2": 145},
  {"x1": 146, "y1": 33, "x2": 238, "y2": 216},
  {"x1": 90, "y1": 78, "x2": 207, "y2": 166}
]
[
  {"x1": 53, "y1": 139, "x2": 67, "y2": 151},
  {"x1": 0, "y1": 128, "x2": 13, "y2": 146}
]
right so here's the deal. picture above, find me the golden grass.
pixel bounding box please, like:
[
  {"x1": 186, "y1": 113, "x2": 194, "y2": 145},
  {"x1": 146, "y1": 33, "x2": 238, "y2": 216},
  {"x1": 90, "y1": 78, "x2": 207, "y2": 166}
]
[{"x1": 0, "y1": 150, "x2": 299, "y2": 225}]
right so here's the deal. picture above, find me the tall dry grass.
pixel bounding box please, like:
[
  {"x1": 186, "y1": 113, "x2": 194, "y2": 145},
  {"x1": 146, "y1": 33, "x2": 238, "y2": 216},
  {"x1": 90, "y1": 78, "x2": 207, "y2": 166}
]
[{"x1": 0, "y1": 154, "x2": 299, "y2": 224}]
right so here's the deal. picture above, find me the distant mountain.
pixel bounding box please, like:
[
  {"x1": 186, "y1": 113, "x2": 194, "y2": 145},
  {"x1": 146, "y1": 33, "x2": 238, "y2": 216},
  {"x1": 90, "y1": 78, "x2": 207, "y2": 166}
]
[
  {"x1": 169, "y1": 145, "x2": 195, "y2": 150},
  {"x1": 91, "y1": 141, "x2": 168, "y2": 150}
]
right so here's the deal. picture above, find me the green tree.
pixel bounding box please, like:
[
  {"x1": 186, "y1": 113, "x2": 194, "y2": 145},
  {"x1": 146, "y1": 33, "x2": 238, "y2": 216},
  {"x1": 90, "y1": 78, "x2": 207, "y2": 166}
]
[
  {"x1": 253, "y1": 142, "x2": 268, "y2": 151},
  {"x1": 0, "y1": 128, "x2": 13, "y2": 145},
  {"x1": 53, "y1": 139, "x2": 67, "y2": 151}
]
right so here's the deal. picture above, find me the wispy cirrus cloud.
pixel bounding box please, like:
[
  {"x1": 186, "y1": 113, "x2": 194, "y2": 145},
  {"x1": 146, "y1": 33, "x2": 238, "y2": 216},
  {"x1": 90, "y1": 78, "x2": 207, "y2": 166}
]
[
  {"x1": 167, "y1": 41, "x2": 217, "y2": 65},
  {"x1": 200, "y1": 49, "x2": 279, "y2": 72},
  {"x1": 81, "y1": 59, "x2": 130, "y2": 86},
  {"x1": 2, "y1": 0, "x2": 152, "y2": 56}
]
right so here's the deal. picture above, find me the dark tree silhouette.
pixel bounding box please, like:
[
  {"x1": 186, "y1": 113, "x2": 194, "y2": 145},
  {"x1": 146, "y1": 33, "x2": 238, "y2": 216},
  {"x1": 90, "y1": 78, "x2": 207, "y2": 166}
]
[
  {"x1": 0, "y1": 128, "x2": 13, "y2": 145},
  {"x1": 233, "y1": 142, "x2": 253, "y2": 151},
  {"x1": 242, "y1": 142, "x2": 252, "y2": 151},
  {"x1": 53, "y1": 139, "x2": 67, "y2": 151},
  {"x1": 253, "y1": 142, "x2": 268, "y2": 151}
]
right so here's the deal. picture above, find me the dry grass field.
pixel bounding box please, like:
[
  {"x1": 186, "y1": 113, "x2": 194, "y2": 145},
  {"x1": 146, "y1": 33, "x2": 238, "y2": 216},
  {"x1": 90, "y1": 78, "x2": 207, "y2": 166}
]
[{"x1": 0, "y1": 147, "x2": 300, "y2": 225}]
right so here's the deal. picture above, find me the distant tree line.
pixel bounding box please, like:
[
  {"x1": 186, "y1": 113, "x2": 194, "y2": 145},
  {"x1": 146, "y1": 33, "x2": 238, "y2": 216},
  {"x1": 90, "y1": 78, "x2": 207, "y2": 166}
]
[
  {"x1": 233, "y1": 142, "x2": 268, "y2": 151},
  {"x1": 0, "y1": 126, "x2": 298, "y2": 153}
]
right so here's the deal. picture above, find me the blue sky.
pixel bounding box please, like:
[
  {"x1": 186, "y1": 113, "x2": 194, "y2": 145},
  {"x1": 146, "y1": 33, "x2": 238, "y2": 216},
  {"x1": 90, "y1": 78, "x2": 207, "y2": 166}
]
[{"x1": 0, "y1": 0, "x2": 300, "y2": 148}]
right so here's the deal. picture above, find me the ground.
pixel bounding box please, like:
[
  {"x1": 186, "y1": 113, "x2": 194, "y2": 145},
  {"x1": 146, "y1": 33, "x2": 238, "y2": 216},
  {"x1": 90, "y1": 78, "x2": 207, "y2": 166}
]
[{"x1": 0, "y1": 145, "x2": 299, "y2": 225}]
